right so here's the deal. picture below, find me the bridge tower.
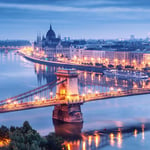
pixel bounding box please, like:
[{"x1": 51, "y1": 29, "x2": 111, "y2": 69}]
[{"x1": 53, "y1": 68, "x2": 83, "y2": 123}]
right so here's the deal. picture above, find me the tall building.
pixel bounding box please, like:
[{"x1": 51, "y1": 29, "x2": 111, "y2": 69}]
[{"x1": 34, "y1": 24, "x2": 73, "y2": 59}]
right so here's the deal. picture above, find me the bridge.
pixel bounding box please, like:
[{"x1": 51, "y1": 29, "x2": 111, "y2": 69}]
[{"x1": 0, "y1": 69, "x2": 150, "y2": 122}]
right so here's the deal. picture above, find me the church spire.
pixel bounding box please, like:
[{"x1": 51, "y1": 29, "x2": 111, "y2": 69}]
[{"x1": 50, "y1": 24, "x2": 52, "y2": 30}]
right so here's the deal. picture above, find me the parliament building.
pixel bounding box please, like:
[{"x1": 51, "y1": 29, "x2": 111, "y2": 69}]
[{"x1": 34, "y1": 24, "x2": 74, "y2": 59}]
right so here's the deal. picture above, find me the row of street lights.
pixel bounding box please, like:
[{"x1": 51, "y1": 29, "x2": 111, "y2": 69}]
[{"x1": 71, "y1": 55, "x2": 150, "y2": 69}]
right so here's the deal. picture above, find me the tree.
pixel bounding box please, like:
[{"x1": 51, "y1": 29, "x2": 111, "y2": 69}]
[
  {"x1": 108, "y1": 64, "x2": 114, "y2": 68},
  {"x1": 45, "y1": 133, "x2": 65, "y2": 150},
  {"x1": 0, "y1": 125, "x2": 9, "y2": 139},
  {"x1": 23, "y1": 121, "x2": 32, "y2": 133},
  {"x1": 1, "y1": 121, "x2": 66, "y2": 150},
  {"x1": 116, "y1": 64, "x2": 123, "y2": 70},
  {"x1": 125, "y1": 65, "x2": 134, "y2": 69}
]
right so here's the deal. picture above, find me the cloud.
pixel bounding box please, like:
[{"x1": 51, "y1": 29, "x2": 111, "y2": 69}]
[{"x1": 0, "y1": 2, "x2": 150, "y2": 13}]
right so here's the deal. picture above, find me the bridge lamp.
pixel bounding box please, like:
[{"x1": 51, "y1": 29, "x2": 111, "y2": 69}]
[
  {"x1": 95, "y1": 91, "x2": 99, "y2": 95},
  {"x1": 7, "y1": 99, "x2": 11, "y2": 103},
  {"x1": 117, "y1": 88, "x2": 122, "y2": 92},
  {"x1": 133, "y1": 85, "x2": 137, "y2": 89},
  {"x1": 13, "y1": 101, "x2": 18, "y2": 105},
  {"x1": 110, "y1": 87, "x2": 114, "y2": 91},
  {"x1": 88, "y1": 89, "x2": 92, "y2": 94},
  {"x1": 82, "y1": 93, "x2": 85, "y2": 97},
  {"x1": 41, "y1": 97, "x2": 46, "y2": 101},
  {"x1": 66, "y1": 95, "x2": 70, "y2": 101},
  {"x1": 34, "y1": 96, "x2": 39, "y2": 101},
  {"x1": 50, "y1": 92, "x2": 53, "y2": 98}
]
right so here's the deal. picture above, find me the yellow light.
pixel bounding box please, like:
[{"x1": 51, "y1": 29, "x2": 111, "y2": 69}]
[
  {"x1": 41, "y1": 97, "x2": 46, "y2": 101},
  {"x1": 110, "y1": 133, "x2": 115, "y2": 146},
  {"x1": 95, "y1": 91, "x2": 99, "y2": 94},
  {"x1": 82, "y1": 93, "x2": 85, "y2": 97},
  {"x1": 98, "y1": 58, "x2": 101, "y2": 62},
  {"x1": 74, "y1": 55, "x2": 77, "y2": 60},
  {"x1": 122, "y1": 59, "x2": 125, "y2": 63},
  {"x1": 7, "y1": 99, "x2": 11, "y2": 103},
  {"x1": 110, "y1": 87, "x2": 114, "y2": 91},
  {"x1": 133, "y1": 60, "x2": 136, "y2": 63},
  {"x1": 82, "y1": 141, "x2": 86, "y2": 150},
  {"x1": 67, "y1": 143, "x2": 71, "y2": 150},
  {"x1": 117, "y1": 88, "x2": 122, "y2": 92},
  {"x1": 0, "y1": 139, "x2": 10, "y2": 147},
  {"x1": 14, "y1": 101, "x2": 18, "y2": 105},
  {"x1": 117, "y1": 132, "x2": 122, "y2": 148},
  {"x1": 88, "y1": 89, "x2": 92, "y2": 94},
  {"x1": 142, "y1": 124, "x2": 145, "y2": 140},
  {"x1": 34, "y1": 96, "x2": 39, "y2": 100},
  {"x1": 114, "y1": 59, "x2": 118, "y2": 62},
  {"x1": 134, "y1": 129, "x2": 138, "y2": 138},
  {"x1": 88, "y1": 136, "x2": 92, "y2": 146},
  {"x1": 133, "y1": 84, "x2": 137, "y2": 89},
  {"x1": 94, "y1": 134, "x2": 100, "y2": 148},
  {"x1": 91, "y1": 57, "x2": 94, "y2": 61}
]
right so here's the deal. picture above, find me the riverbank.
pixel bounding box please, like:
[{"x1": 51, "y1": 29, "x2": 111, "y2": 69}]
[
  {"x1": 0, "y1": 121, "x2": 65, "y2": 150},
  {"x1": 19, "y1": 51, "x2": 105, "y2": 72}
]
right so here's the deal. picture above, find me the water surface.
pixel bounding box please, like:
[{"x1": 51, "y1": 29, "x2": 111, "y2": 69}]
[{"x1": 1, "y1": 50, "x2": 150, "y2": 149}]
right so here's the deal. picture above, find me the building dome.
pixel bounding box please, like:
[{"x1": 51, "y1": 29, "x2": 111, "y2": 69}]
[{"x1": 46, "y1": 25, "x2": 56, "y2": 40}]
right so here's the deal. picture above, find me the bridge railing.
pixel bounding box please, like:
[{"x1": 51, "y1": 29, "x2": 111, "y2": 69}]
[{"x1": 0, "y1": 79, "x2": 67, "y2": 106}]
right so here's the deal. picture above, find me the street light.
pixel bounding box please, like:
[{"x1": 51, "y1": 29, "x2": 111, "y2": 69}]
[
  {"x1": 110, "y1": 87, "x2": 114, "y2": 95},
  {"x1": 50, "y1": 92, "x2": 53, "y2": 99},
  {"x1": 13, "y1": 101, "x2": 18, "y2": 106},
  {"x1": 117, "y1": 88, "x2": 122, "y2": 93},
  {"x1": 34, "y1": 96, "x2": 39, "y2": 101},
  {"x1": 84, "y1": 57, "x2": 87, "y2": 61},
  {"x1": 82, "y1": 93, "x2": 85, "y2": 97},
  {"x1": 7, "y1": 99, "x2": 11, "y2": 103},
  {"x1": 88, "y1": 89, "x2": 92, "y2": 94},
  {"x1": 95, "y1": 91, "x2": 99, "y2": 95},
  {"x1": 41, "y1": 97, "x2": 46, "y2": 102},
  {"x1": 110, "y1": 87, "x2": 114, "y2": 91}
]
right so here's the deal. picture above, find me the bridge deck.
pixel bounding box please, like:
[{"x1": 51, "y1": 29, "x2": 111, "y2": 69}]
[{"x1": 0, "y1": 88, "x2": 150, "y2": 113}]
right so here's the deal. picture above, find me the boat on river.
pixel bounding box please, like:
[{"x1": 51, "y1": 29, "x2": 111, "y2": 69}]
[{"x1": 104, "y1": 69, "x2": 149, "y2": 80}]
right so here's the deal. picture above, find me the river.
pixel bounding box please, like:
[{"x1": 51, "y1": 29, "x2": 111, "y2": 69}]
[{"x1": 1, "y1": 50, "x2": 150, "y2": 150}]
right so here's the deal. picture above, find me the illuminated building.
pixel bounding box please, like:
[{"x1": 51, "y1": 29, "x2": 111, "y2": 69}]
[{"x1": 34, "y1": 24, "x2": 73, "y2": 59}]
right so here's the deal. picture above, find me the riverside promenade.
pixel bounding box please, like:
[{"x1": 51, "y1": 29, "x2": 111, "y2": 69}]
[{"x1": 19, "y1": 51, "x2": 105, "y2": 72}]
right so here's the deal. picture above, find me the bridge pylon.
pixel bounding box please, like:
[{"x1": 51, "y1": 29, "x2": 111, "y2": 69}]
[{"x1": 53, "y1": 69, "x2": 83, "y2": 123}]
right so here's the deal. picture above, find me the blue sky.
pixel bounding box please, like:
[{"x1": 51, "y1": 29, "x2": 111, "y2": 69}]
[{"x1": 1, "y1": 0, "x2": 150, "y2": 41}]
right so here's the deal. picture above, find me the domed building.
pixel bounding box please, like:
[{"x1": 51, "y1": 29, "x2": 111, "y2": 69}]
[
  {"x1": 44, "y1": 24, "x2": 61, "y2": 45},
  {"x1": 34, "y1": 24, "x2": 73, "y2": 60},
  {"x1": 46, "y1": 25, "x2": 56, "y2": 40}
]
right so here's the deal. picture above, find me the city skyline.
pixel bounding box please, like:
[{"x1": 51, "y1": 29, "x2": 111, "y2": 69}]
[{"x1": 1, "y1": 0, "x2": 150, "y2": 40}]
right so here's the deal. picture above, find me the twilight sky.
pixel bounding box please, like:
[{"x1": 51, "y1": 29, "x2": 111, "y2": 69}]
[{"x1": 1, "y1": 0, "x2": 150, "y2": 41}]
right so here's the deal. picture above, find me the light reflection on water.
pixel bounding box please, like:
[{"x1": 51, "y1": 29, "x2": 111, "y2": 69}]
[
  {"x1": 60, "y1": 121, "x2": 149, "y2": 150},
  {"x1": 1, "y1": 50, "x2": 150, "y2": 149}
]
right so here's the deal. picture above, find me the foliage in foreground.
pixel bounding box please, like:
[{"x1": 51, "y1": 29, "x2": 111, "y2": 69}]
[{"x1": 0, "y1": 121, "x2": 66, "y2": 150}]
